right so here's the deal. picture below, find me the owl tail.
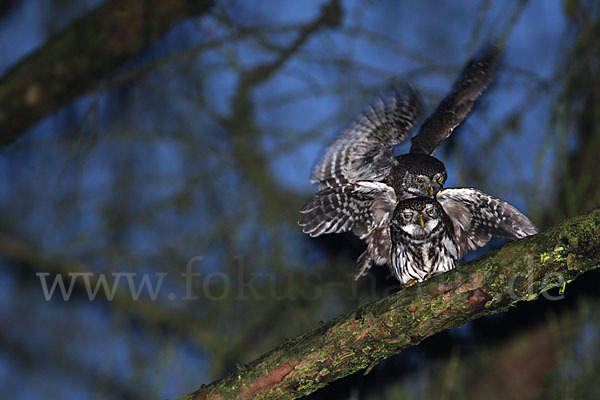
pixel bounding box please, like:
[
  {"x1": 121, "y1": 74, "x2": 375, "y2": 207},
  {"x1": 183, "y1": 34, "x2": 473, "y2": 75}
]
[{"x1": 354, "y1": 251, "x2": 372, "y2": 280}]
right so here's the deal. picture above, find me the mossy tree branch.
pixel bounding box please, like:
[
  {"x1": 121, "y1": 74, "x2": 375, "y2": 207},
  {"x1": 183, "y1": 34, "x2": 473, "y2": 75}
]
[
  {"x1": 0, "y1": 0, "x2": 214, "y2": 147},
  {"x1": 181, "y1": 210, "x2": 600, "y2": 400}
]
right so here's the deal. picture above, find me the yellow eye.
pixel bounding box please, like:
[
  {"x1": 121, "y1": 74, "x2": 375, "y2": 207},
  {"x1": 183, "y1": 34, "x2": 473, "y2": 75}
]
[
  {"x1": 437, "y1": 176, "x2": 443, "y2": 183},
  {"x1": 415, "y1": 177, "x2": 424, "y2": 184}
]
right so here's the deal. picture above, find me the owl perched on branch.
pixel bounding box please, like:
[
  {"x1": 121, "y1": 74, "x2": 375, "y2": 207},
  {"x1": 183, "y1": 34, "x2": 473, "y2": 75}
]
[
  {"x1": 299, "y1": 45, "x2": 537, "y2": 284},
  {"x1": 389, "y1": 191, "x2": 537, "y2": 286}
]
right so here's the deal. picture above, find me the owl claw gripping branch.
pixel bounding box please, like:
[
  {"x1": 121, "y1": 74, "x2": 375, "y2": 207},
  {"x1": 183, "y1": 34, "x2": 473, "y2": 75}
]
[{"x1": 299, "y1": 45, "x2": 538, "y2": 286}]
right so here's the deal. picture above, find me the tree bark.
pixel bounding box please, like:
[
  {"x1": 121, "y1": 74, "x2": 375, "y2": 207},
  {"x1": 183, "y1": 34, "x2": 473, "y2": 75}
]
[
  {"x1": 0, "y1": 0, "x2": 214, "y2": 147},
  {"x1": 181, "y1": 210, "x2": 600, "y2": 400}
]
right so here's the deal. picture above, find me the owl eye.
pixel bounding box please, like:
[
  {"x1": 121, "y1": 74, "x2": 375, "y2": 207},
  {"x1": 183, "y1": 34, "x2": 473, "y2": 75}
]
[
  {"x1": 415, "y1": 177, "x2": 424, "y2": 184},
  {"x1": 426, "y1": 208, "x2": 437, "y2": 217},
  {"x1": 437, "y1": 176, "x2": 444, "y2": 183},
  {"x1": 402, "y1": 211, "x2": 413, "y2": 220}
]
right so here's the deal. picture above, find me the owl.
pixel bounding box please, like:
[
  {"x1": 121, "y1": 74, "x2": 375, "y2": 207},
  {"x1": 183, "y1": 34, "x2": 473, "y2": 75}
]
[
  {"x1": 300, "y1": 45, "x2": 500, "y2": 278},
  {"x1": 388, "y1": 191, "x2": 538, "y2": 286}
]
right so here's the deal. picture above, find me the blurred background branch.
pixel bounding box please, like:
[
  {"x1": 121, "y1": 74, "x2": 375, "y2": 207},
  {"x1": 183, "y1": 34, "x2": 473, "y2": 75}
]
[{"x1": 0, "y1": 0, "x2": 214, "y2": 146}]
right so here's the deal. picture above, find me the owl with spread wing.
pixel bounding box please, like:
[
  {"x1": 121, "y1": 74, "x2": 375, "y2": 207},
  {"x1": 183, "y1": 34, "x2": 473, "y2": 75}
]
[
  {"x1": 388, "y1": 192, "x2": 537, "y2": 286},
  {"x1": 299, "y1": 45, "x2": 537, "y2": 284}
]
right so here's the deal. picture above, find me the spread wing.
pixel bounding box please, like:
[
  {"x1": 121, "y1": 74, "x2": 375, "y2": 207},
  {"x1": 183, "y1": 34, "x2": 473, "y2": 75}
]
[
  {"x1": 312, "y1": 86, "x2": 422, "y2": 188},
  {"x1": 436, "y1": 188, "x2": 538, "y2": 257},
  {"x1": 298, "y1": 182, "x2": 396, "y2": 239},
  {"x1": 410, "y1": 44, "x2": 500, "y2": 156}
]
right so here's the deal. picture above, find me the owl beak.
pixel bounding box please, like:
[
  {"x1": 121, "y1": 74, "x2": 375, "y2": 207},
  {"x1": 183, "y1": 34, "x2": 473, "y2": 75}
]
[
  {"x1": 428, "y1": 186, "x2": 434, "y2": 196},
  {"x1": 418, "y1": 214, "x2": 425, "y2": 227}
]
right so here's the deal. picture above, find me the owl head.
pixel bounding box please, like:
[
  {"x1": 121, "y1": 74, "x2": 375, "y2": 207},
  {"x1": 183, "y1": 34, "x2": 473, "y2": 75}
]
[
  {"x1": 391, "y1": 197, "x2": 447, "y2": 240},
  {"x1": 394, "y1": 153, "x2": 447, "y2": 199}
]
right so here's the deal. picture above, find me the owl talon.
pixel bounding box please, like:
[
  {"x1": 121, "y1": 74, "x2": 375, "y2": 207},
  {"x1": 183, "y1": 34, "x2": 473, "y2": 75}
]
[{"x1": 403, "y1": 279, "x2": 418, "y2": 288}]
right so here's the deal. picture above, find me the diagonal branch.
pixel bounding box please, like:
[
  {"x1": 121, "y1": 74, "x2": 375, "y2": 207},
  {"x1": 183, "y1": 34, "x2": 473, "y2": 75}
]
[
  {"x1": 0, "y1": 0, "x2": 214, "y2": 147},
  {"x1": 180, "y1": 210, "x2": 600, "y2": 400}
]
